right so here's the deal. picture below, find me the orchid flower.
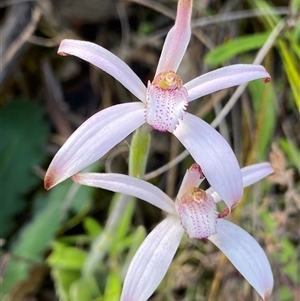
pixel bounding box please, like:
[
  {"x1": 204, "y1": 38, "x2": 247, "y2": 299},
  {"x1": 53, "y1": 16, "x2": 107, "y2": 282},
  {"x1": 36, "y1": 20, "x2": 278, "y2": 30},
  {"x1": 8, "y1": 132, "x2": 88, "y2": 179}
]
[
  {"x1": 73, "y1": 162, "x2": 274, "y2": 301},
  {"x1": 44, "y1": 0, "x2": 270, "y2": 212}
]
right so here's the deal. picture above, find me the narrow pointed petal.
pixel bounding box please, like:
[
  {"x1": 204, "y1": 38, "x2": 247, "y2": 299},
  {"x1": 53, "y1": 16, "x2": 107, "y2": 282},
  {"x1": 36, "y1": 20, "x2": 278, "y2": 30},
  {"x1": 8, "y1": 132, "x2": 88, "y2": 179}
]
[
  {"x1": 58, "y1": 39, "x2": 147, "y2": 102},
  {"x1": 241, "y1": 163, "x2": 274, "y2": 187},
  {"x1": 173, "y1": 113, "x2": 243, "y2": 208},
  {"x1": 121, "y1": 215, "x2": 184, "y2": 301},
  {"x1": 73, "y1": 173, "x2": 176, "y2": 214},
  {"x1": 185, "y1": 64, "x2": 271, "y2": 102},
  {"x1": 209, "y1": 219, "x2": 273, "y2": 300},
  {"x1": 207, "y1": 162, "x2": 274, "y2": 203},
  {"x1": 44, "y1": 103, "x2": 145, "y2": 189},
  {"x1": 155, "y1": 0, "x2": 192, "y2": 75}
]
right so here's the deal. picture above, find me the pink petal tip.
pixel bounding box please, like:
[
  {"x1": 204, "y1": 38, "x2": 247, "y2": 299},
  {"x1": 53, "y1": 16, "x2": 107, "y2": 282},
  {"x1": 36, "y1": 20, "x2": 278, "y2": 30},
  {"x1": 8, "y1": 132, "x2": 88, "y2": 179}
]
[{"x1": 44, "y1": 169, "x2": 57, "y2": 190}]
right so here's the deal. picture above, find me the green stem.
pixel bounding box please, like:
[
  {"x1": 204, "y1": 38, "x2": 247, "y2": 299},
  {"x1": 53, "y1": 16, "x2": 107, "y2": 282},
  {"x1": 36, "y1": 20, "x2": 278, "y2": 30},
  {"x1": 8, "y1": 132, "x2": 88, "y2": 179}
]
[{"x1": 129, "y1": 126, "x2": 151, "y2": 178}]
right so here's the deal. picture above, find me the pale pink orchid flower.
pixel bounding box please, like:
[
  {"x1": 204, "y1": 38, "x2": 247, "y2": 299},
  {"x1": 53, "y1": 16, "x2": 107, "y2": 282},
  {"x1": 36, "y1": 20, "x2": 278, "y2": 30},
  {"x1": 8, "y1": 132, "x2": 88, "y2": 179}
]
[
  {"x1": 44, "y1": 0, "x2": 270, "y2": 212},
  {"x1": 73, "y1": 162, "x2": 274, "y2": 301}
]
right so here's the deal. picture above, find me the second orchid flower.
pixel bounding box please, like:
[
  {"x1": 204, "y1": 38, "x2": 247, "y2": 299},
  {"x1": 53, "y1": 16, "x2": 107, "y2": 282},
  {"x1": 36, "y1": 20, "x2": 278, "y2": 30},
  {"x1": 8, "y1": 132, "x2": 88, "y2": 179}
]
[{"x1": 73, "y1": 162, "x2": 274, "y2": 301}]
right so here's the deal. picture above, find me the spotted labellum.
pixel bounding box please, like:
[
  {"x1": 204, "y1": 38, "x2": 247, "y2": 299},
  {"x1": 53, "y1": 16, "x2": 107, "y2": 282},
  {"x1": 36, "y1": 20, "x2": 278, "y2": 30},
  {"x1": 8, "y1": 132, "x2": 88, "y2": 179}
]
[{"x1": 146, "y1": 71, "x2": 188, "y2": 132}]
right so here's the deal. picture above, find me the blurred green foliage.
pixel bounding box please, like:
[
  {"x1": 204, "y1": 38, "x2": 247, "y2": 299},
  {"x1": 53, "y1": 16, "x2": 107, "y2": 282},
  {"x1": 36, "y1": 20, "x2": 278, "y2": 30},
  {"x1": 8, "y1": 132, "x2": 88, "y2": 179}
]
[
  {"x1": 1, "y1": 177, "x2": 94, "y2": 300},
  {"x1": 0, "y1": 100, "x2": 49, "y2": 237},
  {"x1": 204, "y1": 32, "x2": 270, "y2": 66},
  {"x1": 247, "y1": 79, "x2": 276, "y2": 162}
]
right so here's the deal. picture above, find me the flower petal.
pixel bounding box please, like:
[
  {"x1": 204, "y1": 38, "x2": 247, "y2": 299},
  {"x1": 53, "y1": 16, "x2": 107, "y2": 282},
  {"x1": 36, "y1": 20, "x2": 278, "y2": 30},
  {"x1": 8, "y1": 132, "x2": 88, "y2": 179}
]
[
  {"x1": 209, "y1": 219, "x2": 273, "y2": 300},
  {"x1": 73, "y1": 173, "x2": 176, "y2": 214},
  {"x1": 58, "y1": 39, "x2": 147, "y2": 102},
  {"x1": 185, "y1": 64, "x2": 271, "y2": 102},
  {"x1": 44, "y1": 103, "x2": 145, "y2": 189},
  {"x1": 155, "y1": 0, "x2": 192, "y2": 75},
  {"x1": 173, "y1": 113, "x2": 243, "y2": 208},
  {"x1": 207, "y1": 162, "x2": 274, "y2": 203},
  {"x1": 241, "y1": 163, "x2": 274, "y2": 187},
  {"x1": 120, "y1": 215, "x2": 184, "y2": 301}
]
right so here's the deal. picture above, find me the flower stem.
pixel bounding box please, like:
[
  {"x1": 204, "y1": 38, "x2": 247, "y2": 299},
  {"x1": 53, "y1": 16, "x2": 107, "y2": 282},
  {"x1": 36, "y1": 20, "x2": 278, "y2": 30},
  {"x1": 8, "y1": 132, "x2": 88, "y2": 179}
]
[{"x1": 128, "y1": 126, "x2": 151, "y2": 178}]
